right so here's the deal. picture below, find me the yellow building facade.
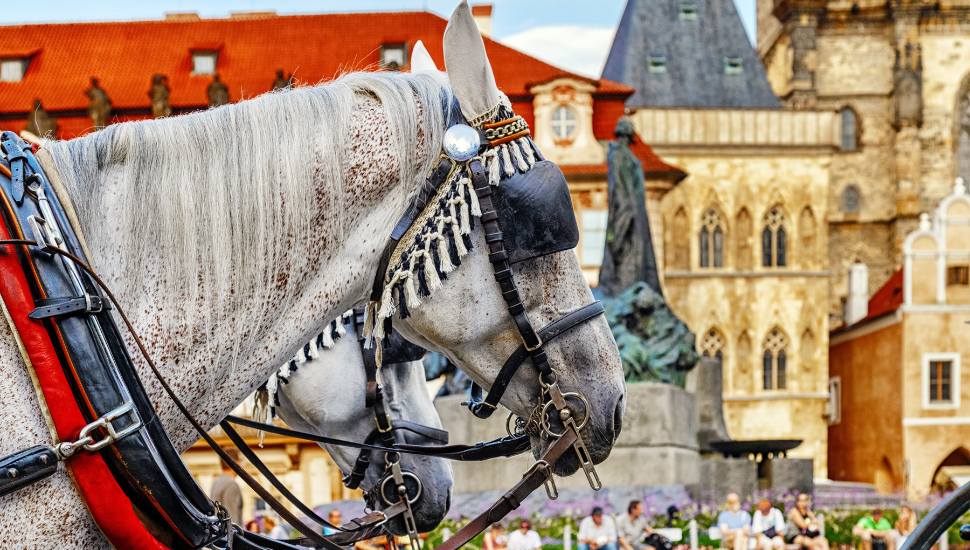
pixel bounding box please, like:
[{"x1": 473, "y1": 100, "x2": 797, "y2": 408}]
[{"x1": 632, "y1": 108, "x2": 840, "y2": 476}]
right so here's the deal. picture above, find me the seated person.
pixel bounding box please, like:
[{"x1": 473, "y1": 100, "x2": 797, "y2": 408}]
[
  {"x1": 752, "y1": 500, "x2": 785, "y2": 550},
  {"x1": 485, "y1": 523, "x2": 509, "y2": 550},
  {"x1": 578, "y1": 507, "x2": 619, "y2": 550},
  {"x1": 787, "y1": 493, "x2": 826, "y2": 550},
  {"x1": 853, "y1": 509, "x2": 897, "y2": 550},
  {"x1": 717, "y1": 493, "x2": 751, "y2": 550},
  {"x1": 508, "y1": 520, "x2": 542, "y2": 550},
  {"x1": 616, "y1": 500, "x2": 655, "y2": 550},
  {"x1": 895, "y1": 506, "x2": 916, "y2": 548}
]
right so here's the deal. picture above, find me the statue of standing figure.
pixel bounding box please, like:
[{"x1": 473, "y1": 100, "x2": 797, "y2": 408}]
[
  {"x1": 598, "y1": 116, "x2": 660, "y2": 296},
  {"x1": 207, "y1": 74, "x2": 230, "y2": 107},
  {"x1": 85, "y1": 78, "x2": 112, "y2": 130},
  {"x1": 272, "y1": 69, "x2": 291, "y2": 91},
  {"x1": 148, "y1": 74, "x2": 171, "y2": 119},
  {"x1": 24, "y1": 99, "x2": 58, "y2": 138}
]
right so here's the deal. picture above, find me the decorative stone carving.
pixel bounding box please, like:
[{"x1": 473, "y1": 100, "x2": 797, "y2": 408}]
[
  {"x1": 148, "y1": 74, "x2": 171, "y2": 118},
  {"x1": 272, "y1": 69, "x2": 291, "y2": 91},
  {"x1": 599, "y1": 116, "x2": 660, "y2": 296},
  {"x1": 85, "y1": 78, "x2": 111, "y2": 130},
  {"x1": 207, "y1": 74, "x2": 230, "y2": 107},
  {"x1": 894, "y1": 43, "x2": 923, "y2": 128},
  {"x1": 24, "y1": 99, "x2": 58, "y2": 138}
]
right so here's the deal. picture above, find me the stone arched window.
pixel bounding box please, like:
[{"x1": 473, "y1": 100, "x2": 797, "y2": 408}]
[
  {"x1": 699, "y1": 328, "x2": 725, "y2": 362},
  {"x1": 736, "y1": 208, "x2": 752, "y2": 270},
  {"x1": 762, "y1": 328, "x2": 788, "y2": 390},
  {"x1": 842, "y1": 185, "x2": 861, "y2": 214},
  {"x1": 762, "y1": 206, "x2": 787, "y2": 267},
  {"x1": 841, "y1": 107, "x2": 858, "y2": 151},
  {"x1": 699, "y1": 207, "x2": 725, "y2": 268}
]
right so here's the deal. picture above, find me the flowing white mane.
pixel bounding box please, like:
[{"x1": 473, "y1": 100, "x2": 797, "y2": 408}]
[{"x1": 44, "y1": 72, "x2": 452, "y2": 350}]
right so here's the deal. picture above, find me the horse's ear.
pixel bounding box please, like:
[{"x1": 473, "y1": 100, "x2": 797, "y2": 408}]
[
  {"x1": 410, "y1": 40, "x2": 439, "y2": 73},
  {"x1": 443, "y1": 0, "x2": 501, "y2": 127}
]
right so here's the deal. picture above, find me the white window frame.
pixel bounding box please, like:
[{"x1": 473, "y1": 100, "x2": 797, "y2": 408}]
[
  {"x1": 380, "y1": 43, "x2": 407, "y2": 68},
  {"x1": 192, "y1": 51, "x2": 218, "y2": 75},
  {"x1": 922, "y1": 352, "x2": 961, "y2": 410},
  {"x1": 0, "y1": 58, "x2": 26, "y2": 82},
  {"x1": 550, "y1": 106, "x2": 577, "y2": 140},
  {"x1": 579, "y1": 209, "x2": 608, "y2": 268}
]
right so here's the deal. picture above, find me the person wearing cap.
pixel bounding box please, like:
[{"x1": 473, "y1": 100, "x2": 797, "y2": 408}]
[
  {"x1": 853, "y1": 508, "x2": 897, "y2": 550},
  {"x1": 507, "y1": 520, "x2": 542, "y2": 550},
  {"x1": 578, "y1": 507, "x2": 619, "y2": 550},
  {"x1": 751, "y1": 500, "x2": 785, "y2": 550}
]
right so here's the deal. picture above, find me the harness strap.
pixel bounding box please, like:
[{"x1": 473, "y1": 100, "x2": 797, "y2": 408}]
[
  {"x1": 0, "y1": 238, "x2": 342, "y2": 550},
  {"x1": 220, "y1": 421, "x2": 339, "y2": 532},
  {"x1": 434, "y1": 428, "x2": 579, "y2": 550},
  {"x1": 0, "y1": 445, "x2": 59, "y2": 498},
  {"x1": 465, "y1": 301, "x2": 606, "y2": 418},
  {"x1": 29, "y1": 294, "x2": 107, "y2": 319},
  {"x1": 224, "y1": 415, "x2": 529, "y2": 461}
]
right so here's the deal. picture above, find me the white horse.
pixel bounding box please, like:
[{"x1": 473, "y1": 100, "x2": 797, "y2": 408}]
[
  {"x1": 270, "y1": 315, "x2": 452, "y2": 534},
  {"x1": 0, "y1": 3, "x2": 624, "y2": 548}
]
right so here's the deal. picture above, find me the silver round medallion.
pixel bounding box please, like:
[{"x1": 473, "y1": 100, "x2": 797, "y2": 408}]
[{"x1": 443, "y1": 124, "x2": 481, "y2": 161}]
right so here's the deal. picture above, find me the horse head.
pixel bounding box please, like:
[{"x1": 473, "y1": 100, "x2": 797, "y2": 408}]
[
  {"x1": 377, "y1": 2, "x2": 626, "y2": 478},
  {"x1": 271, "y1": 314, "x2": 451, "y2": 535}
]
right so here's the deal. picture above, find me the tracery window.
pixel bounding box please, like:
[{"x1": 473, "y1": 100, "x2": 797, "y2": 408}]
[
  {"x1": 762, "y1": 207, "x2": 787, "y2": 267},
  {"x1": 699, "y1": 328, "x2": 725, "y2": 363},
  {"x1": 762, "y1": 329, "x2": 788, "y2": 390},
  {"x1": 699, "y1": 208, "x2": 724, "y2": 268},
  {"x1": 842, "y1": 185, "x2": 861, "y2": 214}
]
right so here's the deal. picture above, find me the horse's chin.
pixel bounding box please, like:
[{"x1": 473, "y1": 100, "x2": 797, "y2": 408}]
[{"x1": 530, "y1": 422, "x2": 618, "y2": 478}]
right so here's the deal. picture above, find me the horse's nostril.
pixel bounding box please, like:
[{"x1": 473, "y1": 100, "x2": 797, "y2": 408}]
[{"x1": 612, "y1": 394, "x2": 625, "y2": 443}]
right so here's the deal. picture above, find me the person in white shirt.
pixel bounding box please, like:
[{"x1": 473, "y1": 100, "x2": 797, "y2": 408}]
[
  {"x1": 578, "y1": 507, "x2": 619, "y2": 550},
  {"x1": 751, "y1": 500, "x2": 786, "y2": 550},
  {"x1": 507, "y1": 520, "x2": 543, "y2": 550}
]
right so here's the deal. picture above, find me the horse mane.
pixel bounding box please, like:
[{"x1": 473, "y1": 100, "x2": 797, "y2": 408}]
[{"x1": 44, "y1": 71, "x2": 452, "y2": 354}]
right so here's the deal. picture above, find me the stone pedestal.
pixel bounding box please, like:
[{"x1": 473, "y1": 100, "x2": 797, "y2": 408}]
[
  {"x1": 685, "y1": 356, "x2": 730, "y2": 453},
  {"x1": 765, "y1": 458, "x2": 814, "y2": 495},
  {"x1": 689, "y1": 457, "x2": 758, "y2": 503},
  {"x1": 434, "y1": 382, "x2": 700, "y2": 493}
]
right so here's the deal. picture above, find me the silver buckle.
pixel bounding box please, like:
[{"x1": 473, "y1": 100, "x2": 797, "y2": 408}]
[
  {"x1": 55, "y1": 402, "x2": 142, "y2": 458},
  {"x1": 83, "y1": 293, "x2": 103, "y2": 314}
]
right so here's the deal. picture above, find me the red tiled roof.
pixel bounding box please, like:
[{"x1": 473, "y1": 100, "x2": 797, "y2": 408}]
[
  {"x1": 0, "y1": 11, "x2": 632, "y2": 139},
  {"x1": 559, "y1": 134, "x2": 685, "y2": 178},
  {"x1": 831, "y1": 268, "x2": 903, "y2": 333},
  {"x1": 862, "y1": 268, "x2": 904, "y2": 322}
]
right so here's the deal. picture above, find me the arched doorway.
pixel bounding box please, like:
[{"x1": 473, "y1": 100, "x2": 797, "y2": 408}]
[{"x1": 931, "y1": 447, "x2": 970, "y2": 493}]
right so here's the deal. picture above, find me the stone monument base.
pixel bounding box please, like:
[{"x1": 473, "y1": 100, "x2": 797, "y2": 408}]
[{"x1": 434, "y1": 382, "x2": 700, "y2": 493}]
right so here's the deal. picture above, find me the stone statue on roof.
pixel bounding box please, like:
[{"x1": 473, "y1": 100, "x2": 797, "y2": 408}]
[
  {"x1": 24, "y1": 99, "x2": 58, "y2": 139},
  {"x1": 148, "y1": 74, "x2": 171, "y2": 119},
  {"x1": 207, "y1": 74, "x2": 230, "y2": 107},
  {"x1": 598, "y1": 116, "x2": 660, "y2": 297},
  {"x1": 272, "y1": 69, "x2": 291, "y2": 91},
  {"x1": 85, "y1": 78, "x2": 112, "y2": 130}
]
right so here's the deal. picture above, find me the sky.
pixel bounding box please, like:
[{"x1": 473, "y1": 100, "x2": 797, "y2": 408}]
[{"x1": 4, "y1": 0, "x2": 758, "y2": 79}]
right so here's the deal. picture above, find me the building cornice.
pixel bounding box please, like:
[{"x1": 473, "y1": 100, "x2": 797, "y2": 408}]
[
  {"x1": 664, "y1": 270, "x2": 829, "y2": 279},
  {"x1": 829, "y1": 310, "x2": 902, "y2": 346}
]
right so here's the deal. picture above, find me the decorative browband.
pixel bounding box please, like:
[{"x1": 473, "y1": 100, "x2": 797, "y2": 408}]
[{"x1": 483, "y1": 116, "x2": 530, "y2": 146}]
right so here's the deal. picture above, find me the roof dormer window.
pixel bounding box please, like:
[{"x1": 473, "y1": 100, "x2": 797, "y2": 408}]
[
  {"x1": 380, "y1": 43, "x2": 407, "y2": 70},
  {"x1": 192, "y1": 51, "x2": 218, "y2": 75},
  {"x1": 648, "y1": 56, "x2": 667, "y2": 73},
  {"x1": 0, "y1": 58, "x2": 28, "y2": 82},
  {"x1": 679, "y1": 4, "x2": 698, "y2": 20},
  {"x1": 724, "y1": 57, "x2": 744, "y2": 74}
]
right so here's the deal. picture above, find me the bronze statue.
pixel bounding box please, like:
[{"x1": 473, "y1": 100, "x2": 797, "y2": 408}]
[
  {"x1": 272, "y1": 69, "x2": 291, "y2": 91},
  {"x1": 148, "y1": 74, "x2": 171, "y2": 118},
  {"x1": 24, "y1": 99, "x2": 58, "y2": 138},
  {"x1": 85, "y1": 77, "x2": 112, "y2": 130},
  {"x1": 598, "y1": 116, "x2": 660, "y2": 296},
  {"x1": 207, "y1": 74, "x2": 230, "y2": 107}
]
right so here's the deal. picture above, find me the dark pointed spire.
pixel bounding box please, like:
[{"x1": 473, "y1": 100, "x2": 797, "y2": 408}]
[{"x1": 602, "y1": 0, "x2": 780, "y2": 109}]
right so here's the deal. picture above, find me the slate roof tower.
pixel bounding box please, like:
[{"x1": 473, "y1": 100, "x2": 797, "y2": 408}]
[{"x1": 603, "y1": 0, "x2": 779, "y2": 108}]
